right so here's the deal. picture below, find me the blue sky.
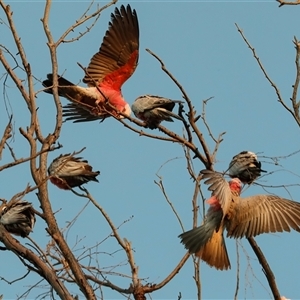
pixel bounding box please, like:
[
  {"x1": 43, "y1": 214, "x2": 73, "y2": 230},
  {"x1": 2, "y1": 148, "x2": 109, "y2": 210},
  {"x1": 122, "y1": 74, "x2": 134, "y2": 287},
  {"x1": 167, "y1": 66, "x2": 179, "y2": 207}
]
[{"x1": 1, "y1": 0, "x2": 300, "y2": 299}]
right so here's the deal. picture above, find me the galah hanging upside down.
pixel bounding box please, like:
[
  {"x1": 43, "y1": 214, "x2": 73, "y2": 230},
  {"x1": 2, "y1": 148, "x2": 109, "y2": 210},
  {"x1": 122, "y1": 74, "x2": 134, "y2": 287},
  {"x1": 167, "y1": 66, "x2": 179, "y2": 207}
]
[
  {"x1": 48, "y1": 153, "x2": 100, "y2": 190},
  {"x1": 0, "y1": 199, "x2": 36, "y2": 238},
  {"x1": 131, "y1": 95, "x2": 183, "y2": 129},
  {"x1": 179, "y1": 169, "x2": 300, "y2": 270},
  {"x1": 228, "y1": 150, "x2": 266, "y2": 184},
  {"x1": 42, "y1": 5, "x2": 139, "y2": 122}
]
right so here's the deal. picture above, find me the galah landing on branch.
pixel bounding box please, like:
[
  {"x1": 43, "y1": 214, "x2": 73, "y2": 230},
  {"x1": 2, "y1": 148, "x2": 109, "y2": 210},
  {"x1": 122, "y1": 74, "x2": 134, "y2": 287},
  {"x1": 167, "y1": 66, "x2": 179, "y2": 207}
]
[
  {"x1": 48, "y1": 153, "x2": 100, "y2": 190},
  {"x1": 179, "y1": 170, "x2": 300, "y2": 270},
  {"x1": 131, "y1": 95, "x2": 183, "y2": 129},
  {"x1": 228, "y1": 150, "x2": 266, "y2": 184},
  {"x1": 42, "y1": 5, "x2": 139, "y2": 122},
  {"x1": 0, "y1": 199, "x2": 36, "y2": 238}
]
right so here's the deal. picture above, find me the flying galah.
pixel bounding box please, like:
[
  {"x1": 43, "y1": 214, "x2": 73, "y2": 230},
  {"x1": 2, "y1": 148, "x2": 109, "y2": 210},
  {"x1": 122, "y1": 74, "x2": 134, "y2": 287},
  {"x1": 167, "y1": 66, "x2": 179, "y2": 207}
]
[
  {"x1": 48, "y1": 153, "x2": 100, "y2": 190},
  {"x1": 0, "y1": 199, "x2": 36, "y2": 238},
  {"x1": 179, "y1": 169, "x2": 300, "y2": 270},
  {"x1": 42, "y1": 5, "x2": 139, "y2": 122},
  {"x1": 228, "y1": 150, "x2": 266, "y2": 184},
  {"x1": 131, "y1": 95, "x2": 183, "y2": 129}
]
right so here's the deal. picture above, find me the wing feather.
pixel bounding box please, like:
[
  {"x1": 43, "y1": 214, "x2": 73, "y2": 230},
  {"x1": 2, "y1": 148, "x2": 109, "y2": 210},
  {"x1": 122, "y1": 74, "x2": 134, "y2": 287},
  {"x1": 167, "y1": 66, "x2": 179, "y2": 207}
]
[
  {"x1": 227, "y1": 195, "x2": 300, "y2": 238},
  {"x1": 201, "y1": 170, "x2": 235, "y2": 215},
  {"x1": 83, "y1": 5, "x2": 139, "y2": 87}
]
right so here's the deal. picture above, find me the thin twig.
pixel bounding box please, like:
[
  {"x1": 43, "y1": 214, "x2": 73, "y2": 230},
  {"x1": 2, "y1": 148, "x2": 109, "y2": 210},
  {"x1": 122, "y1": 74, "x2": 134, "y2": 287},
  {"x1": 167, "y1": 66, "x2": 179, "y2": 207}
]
[
  {"x1": 154, "y1": 176, "x2": 184, "y2": 231},
  {"x1": 0, "y1": 114, "x2": 12, "y2": 159},
  {"x1": 0, "y1": 143, "x2": 60, "y2": 172},
  {"x1": 234, "y1": 241, "x2": 240, "y2": 300},
  {"x1": 235, "y1": 23, "x2": 300, "y2": 126},
  {"x1": 143, "y1": 253, "x2": 190, "y2": 293},
  {"x1": 146, "y1": 48, "x2": 213, "y2": 168},
  {"x1": 55, "y1": 1, "x2": 117, "y2": 46}
]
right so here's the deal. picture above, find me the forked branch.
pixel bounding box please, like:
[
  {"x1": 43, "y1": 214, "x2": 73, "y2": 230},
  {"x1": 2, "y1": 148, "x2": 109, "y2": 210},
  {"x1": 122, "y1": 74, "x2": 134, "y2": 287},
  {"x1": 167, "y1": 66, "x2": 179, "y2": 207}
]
[{"x1": 235, "y1": 23, "x2": 300, "y2": 126}]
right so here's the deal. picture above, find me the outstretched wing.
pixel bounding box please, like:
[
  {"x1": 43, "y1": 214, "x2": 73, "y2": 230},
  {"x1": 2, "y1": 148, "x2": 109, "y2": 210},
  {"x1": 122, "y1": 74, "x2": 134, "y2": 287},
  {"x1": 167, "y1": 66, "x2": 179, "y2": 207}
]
[
  {"x1": 227, "y1": 195, "x2": 300, "y2": 238},
  {"x1": 200, "y1": 170, "x2": 238, "y2": 216},
  {"x1": 83, "y1": 5, "x2": 139, "y2": 90}
]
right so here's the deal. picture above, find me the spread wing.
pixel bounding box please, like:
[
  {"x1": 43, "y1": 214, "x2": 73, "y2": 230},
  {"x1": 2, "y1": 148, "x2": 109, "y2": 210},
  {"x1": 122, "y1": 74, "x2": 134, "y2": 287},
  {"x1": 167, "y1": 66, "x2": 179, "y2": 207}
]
[
  {"x1": 200, "y1": 170, "x2": 235, "y2": 215},
  {"x1": 227, "y1": 195, "x2": 300, "y2": 238},
  {"x1": 83, "y1": 5, "x2": 139, "y2": 90}
]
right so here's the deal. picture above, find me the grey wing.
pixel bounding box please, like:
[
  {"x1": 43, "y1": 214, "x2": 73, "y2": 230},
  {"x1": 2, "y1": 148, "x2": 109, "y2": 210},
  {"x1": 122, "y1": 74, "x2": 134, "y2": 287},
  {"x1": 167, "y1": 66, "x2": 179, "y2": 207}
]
[
  {"x1": 49, "y1": 155, "x2": 86, "y2": 177},
  {"x1": 227, "y1": 195, "x2": 300, "y2": 238},
  {"x1": 150, "y1": 108, "x2": 183, "y2": 122},
  {"x1": 1, "y1": 201, "x2": 33, "y2": 225},
  {"x1": 200, "y1": 170, "x2": 233, "y2": 215},
  {"x1": 83, "y1": 5, "x2": 139, "y2": 86},
  {"x1": 132, "y1": 95, "x2": 183, "y2": 113},
  {"x1": 58, "y1": 158, "x2": 91, "y2": 178}
]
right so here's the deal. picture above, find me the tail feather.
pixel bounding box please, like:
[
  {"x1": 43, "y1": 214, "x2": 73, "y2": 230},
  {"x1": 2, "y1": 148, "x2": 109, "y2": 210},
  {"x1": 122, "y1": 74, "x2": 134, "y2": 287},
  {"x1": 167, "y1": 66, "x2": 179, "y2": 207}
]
[
  {"x1": 156, "y1": 108, "x2": 183, "y2": 122},
  {"x1": 179, "y1": 208, "x2": 228, "y2": 269},
  {"x1": 196, "y1": 229, "x2": 230, "y2": 270},
  {"x1": 64, "y1": 172, "x2": 100, "y2": 187},
  {"x1": 42, "y1": 74, "x2": 88, "y2": 104},
  {"x1": 179, "y1": 221, "x2": 217, "y2": 253},
  {"x1": 42, "y1": 74, "x2": 75, "y2": 95}
]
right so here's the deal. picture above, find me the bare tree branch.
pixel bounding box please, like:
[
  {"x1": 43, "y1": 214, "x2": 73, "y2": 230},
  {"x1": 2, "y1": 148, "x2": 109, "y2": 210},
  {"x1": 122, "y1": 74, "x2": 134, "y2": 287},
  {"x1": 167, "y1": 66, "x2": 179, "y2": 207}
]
[
  {"x1": 234, "y1": 241, "x2": 240, "y2": 300},
  {"x1": 55, "y1": 1, "x2": 117, "y2": 46},
  {"x1": 146, "y1": 48, "x2": 213, "y2": 168},
  {"x1": 235, "y1": 23, "x2": 300, "y2": 126},
  {"x1": 0, "y1": 227, "x2": 74, "y2": 300},
  {"x1": 247, "y1": 237, "x2": 281, "y2": 300}
]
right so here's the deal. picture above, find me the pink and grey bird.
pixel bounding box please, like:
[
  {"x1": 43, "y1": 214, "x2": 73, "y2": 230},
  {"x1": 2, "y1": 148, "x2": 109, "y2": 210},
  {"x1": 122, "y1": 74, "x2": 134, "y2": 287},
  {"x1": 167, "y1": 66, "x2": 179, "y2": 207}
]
[
  {"x1": 228, "y1": 150, "x2": 266, "y2": 184},
  {"x1": 132, "y1": 95, "x2": 183, "y2": 129},
  {"x1": 42, "y1": 5, "x2": 139, "y2": 122},
  {"x1": 179, "y1": 169, "x2": 300, "y2": 270},
  {"x1": 0, "y1": 199, "x2": 36, "y2": 238},
  {"x1": 48, "y1": 153, "x2": 100, "y2": 190}
]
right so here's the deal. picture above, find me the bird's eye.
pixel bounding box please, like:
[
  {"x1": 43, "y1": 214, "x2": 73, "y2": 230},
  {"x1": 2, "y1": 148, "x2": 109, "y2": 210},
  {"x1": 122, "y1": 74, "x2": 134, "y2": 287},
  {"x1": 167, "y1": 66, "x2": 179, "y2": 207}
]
[{"x1": 1, "y1": 206, "x2": 7, "y2": 214}]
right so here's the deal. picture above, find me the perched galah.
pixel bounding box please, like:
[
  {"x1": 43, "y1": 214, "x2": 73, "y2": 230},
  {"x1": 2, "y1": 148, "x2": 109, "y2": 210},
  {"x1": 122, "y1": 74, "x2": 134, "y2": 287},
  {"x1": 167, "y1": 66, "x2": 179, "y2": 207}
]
[
  {"x1": 42, "y1": 5, "x2": 139, "y2": 122},
  {"x1": 228, "y1": 150, "x2": 266, "y2": 184},
  {"x1": 179, "y1": 169, "x2": 300, "y2": 270},
  {"x1": 48, "y1": 153, "x2": 100, "y2": 190},
  {"x1": 0, "y1": 199, "x2": 36, "y2": 238},
  {"x1": 131, "y1": 95, "x2": 183, "y2": 129}
]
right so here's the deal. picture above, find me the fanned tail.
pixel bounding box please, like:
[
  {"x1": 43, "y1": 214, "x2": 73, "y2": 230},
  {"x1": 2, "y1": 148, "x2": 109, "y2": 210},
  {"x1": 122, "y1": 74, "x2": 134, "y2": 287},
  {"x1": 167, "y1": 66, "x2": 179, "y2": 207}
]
[
  {"x1": 196, "y1": 229, "x2": 230, "y2": 270},
  {"x1": 179, "y1": 207, "x2": 222, "y2": 253},
  {"x1": 179, "y1": 208, "x2": 230, "y2": 270},
  {"x1": 179, "y1": 223, "x2": 215, "y2": 253}
]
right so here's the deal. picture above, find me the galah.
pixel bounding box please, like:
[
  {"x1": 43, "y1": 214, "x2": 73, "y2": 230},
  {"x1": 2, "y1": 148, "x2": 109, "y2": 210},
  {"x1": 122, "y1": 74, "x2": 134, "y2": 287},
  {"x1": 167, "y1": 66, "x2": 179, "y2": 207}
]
[
  {"x1": 228, "y1": 150, "x2": 266, "y2": 184},
  {"x1": 42, "y1": 5, "x2": 139, "y2": 122},
  {"x1": 179, "y1": 169, "x2": 300, "y2": 270},
  {"x1": 0, "y1": 199, "x2": 36, "y2": 238},
  {"x1": 131, "y1": 95, "x2": 183, "y2": 129},
  {"x1": 48, "y1": 153, "x2": 100, "y2": 190}
]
